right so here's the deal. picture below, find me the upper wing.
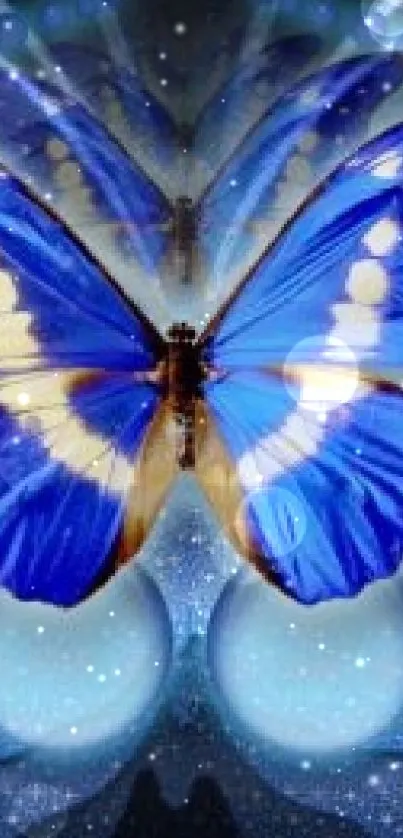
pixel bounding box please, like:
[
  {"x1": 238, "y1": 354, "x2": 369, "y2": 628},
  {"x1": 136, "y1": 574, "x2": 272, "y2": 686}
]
[
  {"x1": 0, "y1": 167, "x2": 177, "y2": 607},
  {"x1": 192, "y1": 34, "x2": 322, "y2": 195},
  {"x1": 46, "y1": 42, "x2": 181, "y2": 199},
  {"x1": 197, "y1": 53, "x2": 403, "y2": 308},
  {"x1": 197, "y1": 123, "x2": 403, "y2": 605},
  {"x1": 0, "y1": 69, "x2": 173, "y2": 327}
]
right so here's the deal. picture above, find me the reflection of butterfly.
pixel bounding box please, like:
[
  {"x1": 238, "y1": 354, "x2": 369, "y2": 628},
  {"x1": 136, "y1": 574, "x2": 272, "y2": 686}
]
[{"x1": 0, "y1": 37, "x2": 401, "y2": 608}]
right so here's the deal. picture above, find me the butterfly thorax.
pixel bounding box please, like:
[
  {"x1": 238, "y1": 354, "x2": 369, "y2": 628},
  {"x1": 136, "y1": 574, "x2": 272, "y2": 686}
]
[{"x1": 166, "y1": 322, "x2": 203, "y2": 469}]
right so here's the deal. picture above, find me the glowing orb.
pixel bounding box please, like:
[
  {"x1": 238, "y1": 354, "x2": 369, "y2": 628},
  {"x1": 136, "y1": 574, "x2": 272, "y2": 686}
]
[
  {"x1": 363, "y1": 0, "x2": 403, "y2": 46},
  {"x1": 284, "y1": 335, "x2": 359, "y2": 414},
  {"x1": 234, "y1": 487, "x2": 307, "y2": 559},
  {"x1": 209, "y1": 572, "x2": 403, "y2": 755},
  {"x1": 0, "y1": 566, "x2": 171, "y2": 752}
]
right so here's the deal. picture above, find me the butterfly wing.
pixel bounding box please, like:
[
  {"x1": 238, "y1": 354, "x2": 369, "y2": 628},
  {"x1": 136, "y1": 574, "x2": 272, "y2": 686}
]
[
  {"x1": 197, "y1": 53, "x2": 403, "y2": 308},
  {"x1": 46, "y1": 42, "x2": 181, "y2": 199},
  {"x1": 193, "y1": 34, "x2": 321, "y2": 194},
  {"x1": 197, "y1": 124, "x2": 403, "y2": 604},
  {"x1": 0, "y1": 168, "x2": 177, "y2": 607},
  {"x1": 0, "y1": 70, "x2": 173, "y2": 326}
]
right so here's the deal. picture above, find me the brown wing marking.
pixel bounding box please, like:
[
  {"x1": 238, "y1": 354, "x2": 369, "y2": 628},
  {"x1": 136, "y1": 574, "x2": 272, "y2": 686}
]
[
  {"x1": 116, "y1": 400, "x2": 179, "y2": 563},
  {"x1": 194, "y1": 399, "x2": 294, "y2": 597}
]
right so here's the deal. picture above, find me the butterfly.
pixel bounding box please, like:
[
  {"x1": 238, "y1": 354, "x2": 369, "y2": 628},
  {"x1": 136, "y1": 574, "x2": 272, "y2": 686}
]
[{"x1": 0, "y1": 36, "x2": 401, "y2": 609}]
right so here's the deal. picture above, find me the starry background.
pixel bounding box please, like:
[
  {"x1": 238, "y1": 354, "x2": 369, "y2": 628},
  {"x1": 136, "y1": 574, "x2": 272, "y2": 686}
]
[{"x1": 0, "y1": 0, "x2": 402, "y2": 836}]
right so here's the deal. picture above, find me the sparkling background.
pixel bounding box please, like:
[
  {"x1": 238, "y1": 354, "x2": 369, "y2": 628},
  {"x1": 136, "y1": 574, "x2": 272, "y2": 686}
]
[{"x1": 0, "y1": 0, "x2": 401, "y2": 836}]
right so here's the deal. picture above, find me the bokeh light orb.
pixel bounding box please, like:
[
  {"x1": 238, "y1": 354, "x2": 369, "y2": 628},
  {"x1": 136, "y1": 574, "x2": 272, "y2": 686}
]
[
  {"x1": 209, "y1": 571, "x2": 403, "y2": 756},
  {"x1": 284, "y1": 335, "x2": 358, "y2": 415},
  {"x1": 0, "y1": 566, "x2": 171, "y2": 753},
  {"x1": 362, "y1": 0, "x2": 403, "y2": 47},
  {"x1": 234, "y1": 487, "x2": 307, "y2": 559}
]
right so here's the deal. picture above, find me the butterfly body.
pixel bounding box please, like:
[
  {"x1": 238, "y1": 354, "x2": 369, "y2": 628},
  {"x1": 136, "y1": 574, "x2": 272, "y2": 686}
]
[{"x1": 166, "y1": 322, "x2": 203, "y2": 468}]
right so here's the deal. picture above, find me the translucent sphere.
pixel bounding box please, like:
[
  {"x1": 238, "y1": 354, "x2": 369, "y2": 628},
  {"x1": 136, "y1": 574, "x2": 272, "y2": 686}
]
[
  {"x1": 209, "y1": 571, "x2": 403, "y2": 756},
  {"x1": 362, "y1": 0, "x2": 403, "y2": 47},
  {"x1": 0, "y1": 566, "x2": 172, "y2": 753}
]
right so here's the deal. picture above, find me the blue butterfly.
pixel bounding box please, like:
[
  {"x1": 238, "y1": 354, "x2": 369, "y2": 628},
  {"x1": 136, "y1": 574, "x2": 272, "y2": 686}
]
[{"x1": 0, "y1": 38, "x2": 401, "y2": 608}]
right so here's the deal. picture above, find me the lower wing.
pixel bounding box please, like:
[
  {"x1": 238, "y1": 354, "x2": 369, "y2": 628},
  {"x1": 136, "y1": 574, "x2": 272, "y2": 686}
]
[{"x1": 197, "y1": 123, "x2": 403, "y2": 604}]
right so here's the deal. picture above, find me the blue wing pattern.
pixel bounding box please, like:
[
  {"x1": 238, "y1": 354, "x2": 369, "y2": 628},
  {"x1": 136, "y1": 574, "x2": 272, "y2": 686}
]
[
  {"x1": 201, "y1": 124, "x2": 403, "y2": 604},
  {"x1": 193, "y1": 35, "x2": 322, "y2": 192},
  {"x1": 198, "y1": 53, "x2": 403, "y2": 303},
  {"x1": 46, "y1": 43, "x2": 180, "y2": 199},
  {"x1": 0, "y1": 70, "x2": 172, "y2": 322},
  {"x1": 0, "y1": 168, "x2": 164, "y2": 607}
]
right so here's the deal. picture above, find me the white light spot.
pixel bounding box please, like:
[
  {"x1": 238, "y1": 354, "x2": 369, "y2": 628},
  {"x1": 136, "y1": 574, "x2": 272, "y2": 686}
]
[
  {"x1": 98, "y1": 674, "x2": 106, "y2": 683},
  {"x1": 174, "y1": 21, "x2": 187, "y2": 35},
  {"x1": 37, "y1": 626, "x2": 45, "y2": 635},
  {"x1": 355, "y1": 657, "x2": 366, "y2": 668},
  {"x1": 160, "y1": 78, "x2": 168, "y2": 87},
  {"x1": 17, "y1": 392, "x2": 30, "y2": 407},
  {"x1": 86, "y1": 665, "x2": 94, "y2": 673},
  {"x1": 301, "y1": 759, "x2": 311, "y2": 770},
  {"x1": 70, "y1": 726, "x2": 78, "y2": 736}
]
